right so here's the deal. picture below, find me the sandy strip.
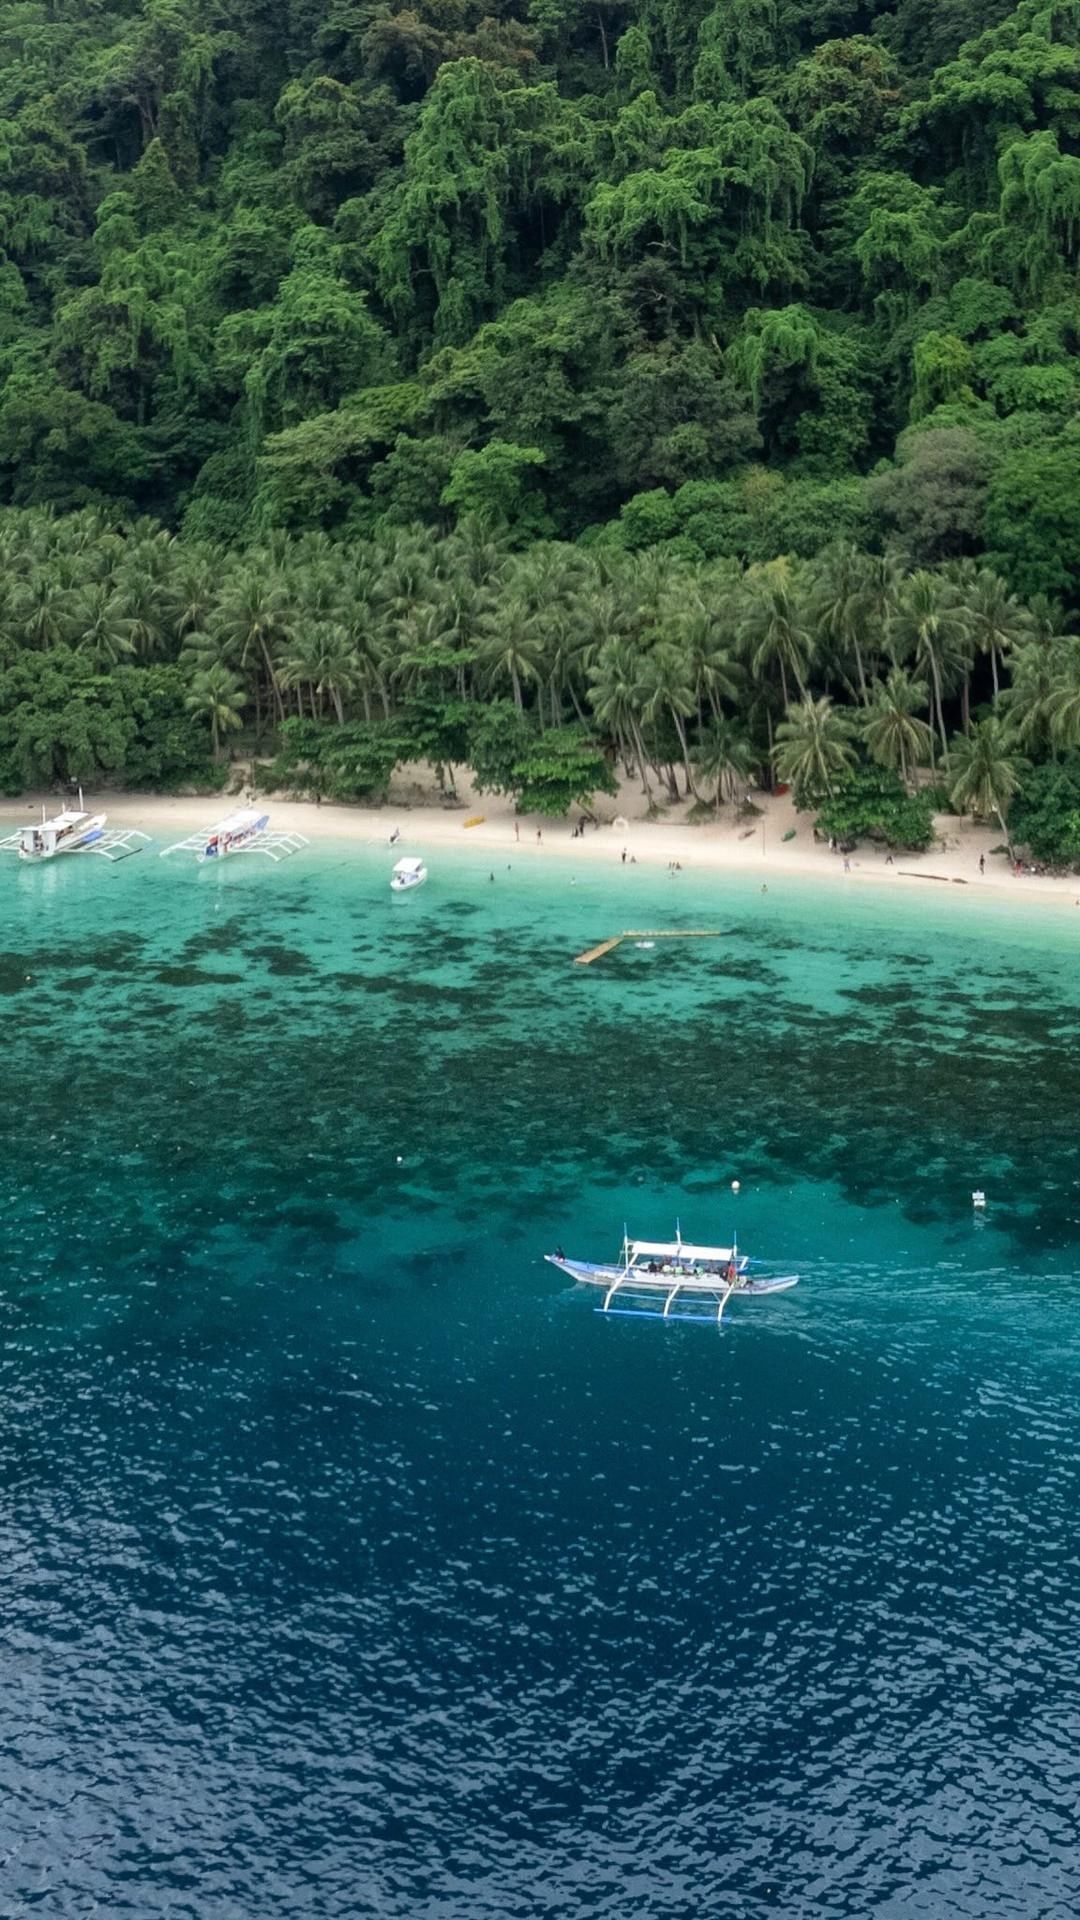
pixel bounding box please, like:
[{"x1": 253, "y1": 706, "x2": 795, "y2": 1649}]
[{"x1": 4, "y1": 773, "x2": 1079, "y2": 913}]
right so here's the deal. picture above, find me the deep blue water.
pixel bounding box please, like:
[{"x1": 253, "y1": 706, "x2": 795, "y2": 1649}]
[{"x1": 2, "y1": 836, "x2": 1080, "y2": 1917}]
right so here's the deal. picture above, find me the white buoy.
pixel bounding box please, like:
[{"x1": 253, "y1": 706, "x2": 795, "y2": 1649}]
[
  {"x1": 972, "y1": 1189, "x2": 986, "y2": 1209},
  {"x1": 731, "y1": 1179, "x2": 741, "y2": 1194},
  {"x1": 396, "y1": 1155, "x2": 404, "y2": 1165}
]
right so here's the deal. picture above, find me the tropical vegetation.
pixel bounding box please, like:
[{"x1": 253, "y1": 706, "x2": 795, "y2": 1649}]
[{"x1": 2, "y1": 1, "x2": 1080, "y2": 852}]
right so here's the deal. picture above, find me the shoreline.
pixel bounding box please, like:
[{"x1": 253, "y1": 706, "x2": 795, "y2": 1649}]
[{"x1": 4, "y1": 778, "x2": 1078, "y2": 915}]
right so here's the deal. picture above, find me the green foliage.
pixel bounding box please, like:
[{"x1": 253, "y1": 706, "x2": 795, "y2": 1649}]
[
  {"x1": 984, "y1": 434, "x2": 1080, "y2": 601},
  {"x1": 1011, "y1": 754, "x2": 1080, "y2": 866},
  {"x1": 0, "y1": 0, "x2": 1070, "y2": 585},
  {"x1": 469, "y1": 702, "x2": 617, "y2": 813},
  {"x1": 0, "y1": 655, "x2": 216, "y2": 793},
  {"x1": 266, "y1": 717, "x2": 405, "y2": 802},
  {"x1": 441, "y1": 441, "x2": 551, "y2": 540},
  {"x1": 0, "y1": 0, "x2": 1079, "y2": 822},
  {"x1": 814, "y1": 765, "x2": 937, "y2": 852}
]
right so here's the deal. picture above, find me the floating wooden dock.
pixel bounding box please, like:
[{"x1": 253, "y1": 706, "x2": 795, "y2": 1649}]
[
  {"x1": 574, "y1": 930, "x2": 730, "y2": 965},
  {"x1": 574, "y1": 936, "x2": 624, "y2": 966}
]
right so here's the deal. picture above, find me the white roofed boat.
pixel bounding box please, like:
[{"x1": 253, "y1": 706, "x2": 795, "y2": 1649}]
[
  {"x1": 0, "y1": 792, "x2": 148, "y2": 862},
  {"x1": 391, "y1": 856, "x2": 427, "y2": 892},
  {"x1": 546, "y1": 1227, "x2": 799, "y2": 1323}
]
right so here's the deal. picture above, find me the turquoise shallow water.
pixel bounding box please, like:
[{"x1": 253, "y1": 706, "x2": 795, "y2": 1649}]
[{"x1": 2, "y1": 833, "x2": 1080, "y2": 1916}]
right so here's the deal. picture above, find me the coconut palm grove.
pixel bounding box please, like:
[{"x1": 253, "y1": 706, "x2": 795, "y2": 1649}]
[{"x1": 2, "y1": 0, "x2": 1080, "y2": 854}]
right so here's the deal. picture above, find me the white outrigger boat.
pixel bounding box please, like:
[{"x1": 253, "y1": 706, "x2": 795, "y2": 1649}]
[
  {"x1": 0, "y1": 791, "x2": 148, "y2": 862},
  {"x1": 160, "y1": 806, "x2": 308, "y2": 863},
  {"x1": 391, "y1": 856, "x2": 427, "y2": 893},
  {"x1": 546, "y1": 1229, "x2": 799, "y2": 1323}
]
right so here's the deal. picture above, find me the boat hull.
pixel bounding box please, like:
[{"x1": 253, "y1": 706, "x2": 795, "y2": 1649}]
[{"x1": 545, "y1": 1255, "x2": 799, "y2": 1298}]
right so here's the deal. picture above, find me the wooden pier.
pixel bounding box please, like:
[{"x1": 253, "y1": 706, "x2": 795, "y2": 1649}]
[{"x1": 574, "y1": 930, "x2": 730, "y2": 965}]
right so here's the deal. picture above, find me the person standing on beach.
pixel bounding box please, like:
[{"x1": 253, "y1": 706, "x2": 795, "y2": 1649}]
[
  {"x1": 621, "y1": 848, "x2": 627, "y2": 864},
  {"x1": 979, "y1": 854, "x2": 985, "y2": 875},
  {"x1": 536, "y1": 828, "x2": 542, "y2": 845},
  {"x1": 514, "y1": 822, "x2": 519, "y2": 843}
]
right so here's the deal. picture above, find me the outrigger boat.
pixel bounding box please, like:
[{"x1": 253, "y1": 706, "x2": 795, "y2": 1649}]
[
  {"x1": 546, "y1": 1229, "x2": 799, "y2": 1323},
  {"x1": 0, "y1": 791, "x2": 148, "y2": 862},
  {"x1": 160, "y1": 807, "x2": 308, "y2": 863}
]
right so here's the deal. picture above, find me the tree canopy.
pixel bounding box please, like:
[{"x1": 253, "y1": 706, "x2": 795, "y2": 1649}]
[
  {"x1": 2, "y1": 1, "x2": 1080, "y2": 850},
  {"x1": 0, "y1": 0, "x2": 1074, "y2": 574}
]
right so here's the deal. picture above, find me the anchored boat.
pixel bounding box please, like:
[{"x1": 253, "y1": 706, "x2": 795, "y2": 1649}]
[
  {"x1": 546, "y1": 1229, "x2": 799, "y2": 1323},
  {"x1": 391, "y1": 856, "x2": 427, "y2": 893},
  {"x1": 0, "y1": 792, "x2": 148, "y2": 862},
  {"x1": 160, "y1": 807, "x2": 308, "y2": 863}
]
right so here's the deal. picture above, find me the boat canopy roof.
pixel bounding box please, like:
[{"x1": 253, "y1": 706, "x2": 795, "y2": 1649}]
[
  {"x1": 630, "y1": 1238, "x2": 735, "y2": 1263},
  {"x1": 37, "y1": 809, "x2": 89, "y2": 833},
  {"x1": 210, "y1": 807, "x2": 265, "y2": 835},
  {"x1": 393, "y1": 856, "x2": 425, "y2": 875}
]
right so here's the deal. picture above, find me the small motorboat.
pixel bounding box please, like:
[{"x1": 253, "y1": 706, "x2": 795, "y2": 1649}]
[{"x1": 391, "y1": 856, "x2": 427, "y2": 893}]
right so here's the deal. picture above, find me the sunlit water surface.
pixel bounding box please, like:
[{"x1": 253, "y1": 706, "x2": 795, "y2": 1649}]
[{"x1": 2, "y1": 833, "x2": 1080, "y2": 1917}]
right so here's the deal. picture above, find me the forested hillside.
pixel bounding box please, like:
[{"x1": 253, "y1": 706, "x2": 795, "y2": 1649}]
[
  {"x1": 1, "y1": 1, "x2": 1080, "y2": 843},
  {"x1": 0, "y1": 0, "x2": 1076, "y2": 565}
]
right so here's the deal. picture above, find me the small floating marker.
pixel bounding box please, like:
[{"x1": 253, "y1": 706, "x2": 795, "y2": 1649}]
[
  {"x1": 972, "y1": 1189, "x2": 986, "y2": 1209},
  {"x1": 731, "y1": 1180, "x2": 741, "y2": 1194},
  {"x1": 396, "y1": 1155, "x2": 404, "y2": 1165}
]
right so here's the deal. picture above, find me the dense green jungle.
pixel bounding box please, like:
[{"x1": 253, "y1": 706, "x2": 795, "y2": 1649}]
[{"x1": 1, "y1": 1, "x2": 1080, "y2": 853}]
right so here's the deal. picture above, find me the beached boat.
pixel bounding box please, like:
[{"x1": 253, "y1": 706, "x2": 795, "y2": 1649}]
[
  {"x1": 160, "y1": 807, "x2": 307, "y2": 863},
  {"x1": 391, "y1": 856, "x2": 427, "y2": 893},
  {"x1": 0, "y1": 794, "x2": 149, "y2": 862},
  {"x1": 546, "y1": 1230, "x2": 799, "y2": 1322}
]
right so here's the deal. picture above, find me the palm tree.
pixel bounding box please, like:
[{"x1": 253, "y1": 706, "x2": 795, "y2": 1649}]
[
  {"x1": 509, "y1": 544, "x2": 593, "y2": 727},
  {"x1": 280, "y1": 623, "x2": 359, "y2": 723},
  {"x1": 693, "y1": 719, "x2": 756, "y2": 812},
  {"x1": 774, "y1": 694, "x2": 857, "y2": 801},
  {"x1": 12, "y1": 570, "x2": 77, "y2": 651},
  {"x1": 71, "y1": 583, "x2": 135, "y2": 668},
  {"x1": 888, "y1": 571, "x2": 966, "y2": 762},
  {"x1": 180, "y1": 625, "x2": 241, "y2": 678},
  {"x1": 672, "y1": 597, "x2": 740, "y2": 722},
  {"x1": 738, "y1": 562, "x2": 814, "y2": 722},
  {"x1": 947, "y1": 717, "x2": 1026, "y2": 855},
  {"x1": 169, "y1": 550, "x2": 220, "y2": 642},
  {"x1": 640, "y1": 642, "x2": 701, "y2": 798},
  {"x1": 954, "y1": 567, "x2": 1031, "y2": 706},
  {"x1": 1003, "y1": 633, "x2": 1075, "y2": 756},
  {"x1": 186, "y1": 664, "x2": 246, "y2": 759},
  {"x1": 475, "y1": 600, "x2": 545, "y2": 710},
  {"x1": 110, "y1": 560, "x2": 170, "y2": 660},
  {"x1": 861, "y1": 668, "x2": 935, "y2": 790},
  {"x1": 213, "y1": 570, "x2": 291, "y2": 728},
  {"x1": 569, "y1": 587, "x2": 629, "y2": 720},
  {"x1": 1046, "y1": 643, "x2": 1080, "y2": 755},
  {"x1": 589, "y1": 639, "x2": 654, "y2": 800},
  {"x1": 809, "y1": 543, "x2": 877, "y2": 704}
]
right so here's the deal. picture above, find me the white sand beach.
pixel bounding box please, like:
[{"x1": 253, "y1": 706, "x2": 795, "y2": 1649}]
[{"x1": 4, "y1": 768, "x2": 1077, "y2": 911}]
